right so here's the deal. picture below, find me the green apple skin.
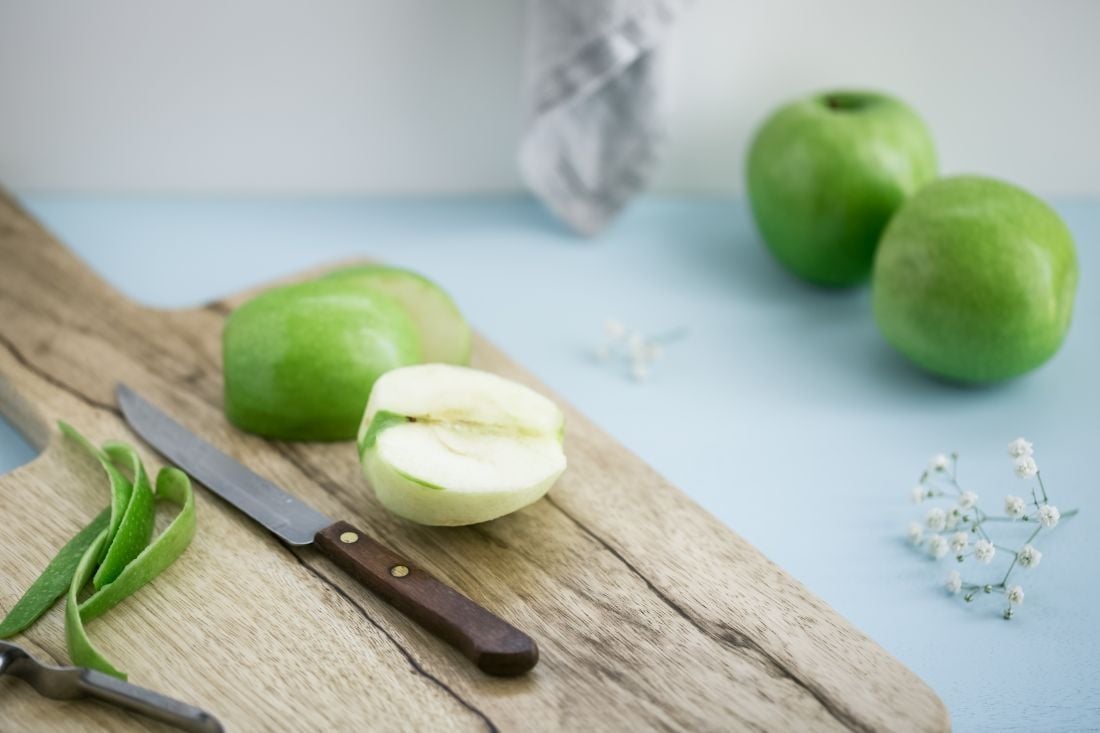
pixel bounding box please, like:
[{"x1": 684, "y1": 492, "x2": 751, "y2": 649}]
[
  {"x1": 323, "y1": 265, "x2": 472, "y2": 365},
  {"x1": 223, "y1": 281, "x2": 421, "y2": 441},
  {"x1": 872, "y1": 176, "x2": 1078, "y2": 383},
  {"x1": 747, "y1": 90, "x2": 937, "y2": 286}
]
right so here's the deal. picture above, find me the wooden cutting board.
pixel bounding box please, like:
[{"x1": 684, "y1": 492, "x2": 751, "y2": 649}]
[{"x1": 0, "y1": 188, "x2": 948, "y2": 732}]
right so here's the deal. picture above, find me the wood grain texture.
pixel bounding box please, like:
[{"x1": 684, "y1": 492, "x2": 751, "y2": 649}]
[{"x1": 0, "y1": 188, "x2": 949, "y2": 732}]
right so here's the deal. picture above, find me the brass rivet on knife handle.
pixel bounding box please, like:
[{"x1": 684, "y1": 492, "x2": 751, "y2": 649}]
[
  {"x1": 314, "y1": 521, "x2": 539, "y2": 676},
  {"x1": 339, "y1": 532, "x2": 359, "y2": 544}
]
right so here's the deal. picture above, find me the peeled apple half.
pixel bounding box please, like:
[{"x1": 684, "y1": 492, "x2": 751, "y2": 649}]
[{"x1": 357, "y1": 364, "x2": 566, "y2": 526}]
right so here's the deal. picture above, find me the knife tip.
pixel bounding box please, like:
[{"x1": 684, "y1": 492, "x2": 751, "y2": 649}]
[{"x1": 115, "y1": 382, "x2": 138, "y2": 412}]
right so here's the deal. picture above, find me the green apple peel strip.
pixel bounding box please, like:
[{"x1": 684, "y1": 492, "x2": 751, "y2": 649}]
[{"x1": 0, "y1": 422, "x2": 196, "y2": 679}]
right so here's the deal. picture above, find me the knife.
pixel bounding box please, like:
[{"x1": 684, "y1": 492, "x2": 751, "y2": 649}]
[{"x1": 116, "y1": 384, "x2": 538, "y2": 676}]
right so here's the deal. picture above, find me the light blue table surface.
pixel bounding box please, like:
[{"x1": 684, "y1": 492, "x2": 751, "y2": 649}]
[{"x1": 4, "y1": 193, "x2": 1098, "y2": 731}]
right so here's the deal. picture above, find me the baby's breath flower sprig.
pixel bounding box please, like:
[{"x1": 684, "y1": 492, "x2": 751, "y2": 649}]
[
  {"x1": 905, "y1": 438, "x2": 1079, "y2": 620},
  {"x1": 593, "y1": 318, "x2": 687, "y2": 382}
]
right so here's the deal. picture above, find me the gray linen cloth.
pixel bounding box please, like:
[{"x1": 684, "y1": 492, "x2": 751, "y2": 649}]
[{"x1": 519, "y1": 0, "x2": 690, "y2": 236}]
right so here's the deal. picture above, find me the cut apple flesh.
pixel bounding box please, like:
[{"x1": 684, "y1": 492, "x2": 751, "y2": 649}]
[{"x1": 357, "y1": 364, "x2": 566, "y2": 526}]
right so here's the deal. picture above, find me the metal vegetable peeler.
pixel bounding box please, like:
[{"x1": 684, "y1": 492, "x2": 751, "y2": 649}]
[{"x1": 0, "y1": 641, "x2": 223, "y2": 732}]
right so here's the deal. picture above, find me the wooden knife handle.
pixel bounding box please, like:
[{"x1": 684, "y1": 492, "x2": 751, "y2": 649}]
[{"x1": 313, "y1": 521, "x2": 538, "y2": 676}]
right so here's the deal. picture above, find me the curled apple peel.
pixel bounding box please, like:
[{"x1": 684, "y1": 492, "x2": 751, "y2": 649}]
[{"x1": 357, "y1": 365, "x2": 566, "y2": 526}]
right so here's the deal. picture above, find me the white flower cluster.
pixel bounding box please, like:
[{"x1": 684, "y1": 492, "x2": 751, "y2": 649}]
[
  {"x1": 973, "y1": 539, "x2": 995, "y2": 564},
  {"x1": 1005, "y1": 495, "x2": 1027, "y2": 518},
  {"x1": 905, "y1": 438, "x2": 1076, "y2": 620},
  {"x1": 1017, "y1": 544, "x2": 1042, "y2": 569},
  {"x1": 929, "y1": 453, "x2": 951, "y2": 473},
  {"x1": 1038, "y1": 504, "x2": 1061, "y2": 529},
  {"x1": 593, "y1": 318, "x2": 683, "y2": 382},
  {"x1": 1008, "y1": 437, "x2": 1038, "y2": 478}
]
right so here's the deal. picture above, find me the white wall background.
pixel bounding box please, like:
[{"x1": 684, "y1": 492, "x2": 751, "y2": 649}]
[{"x1": 2, "y1": 0, "x2": 1098, "y2": 197}]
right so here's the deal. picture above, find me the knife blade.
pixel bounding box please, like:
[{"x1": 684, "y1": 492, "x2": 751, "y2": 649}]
[{"x1": 116, "y1": 384, "x2": 538, "y2": 676}]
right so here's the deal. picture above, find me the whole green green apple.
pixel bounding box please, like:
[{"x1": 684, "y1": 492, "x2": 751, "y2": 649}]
[
  {"x1": 747, "y1": 90, "x2": 937, "y2": 286},
  {"x1": 223, "y1": 280, "x2": 421, "y2": 440},
  {"x1": 872, "y1": 175, "x2": 1078, "y2": 383}
]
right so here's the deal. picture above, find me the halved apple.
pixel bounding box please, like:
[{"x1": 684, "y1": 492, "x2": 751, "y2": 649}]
[
  {"x1": 324, "y1": 266, "x2": 472, "y2": 365},
  {"x1": 223, "y1": 280, "x2": 421, "y2": 441},
  {"x1": 357, "y1": 364, "x2": 566, "y2": 526}
]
